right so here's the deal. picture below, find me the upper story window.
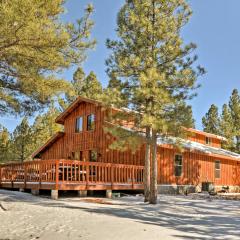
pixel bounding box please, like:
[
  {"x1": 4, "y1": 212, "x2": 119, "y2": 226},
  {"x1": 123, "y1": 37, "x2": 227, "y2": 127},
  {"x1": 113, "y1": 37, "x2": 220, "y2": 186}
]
[
  {"x1": 75, "y1": 117, "x2": 83, "y2": 133},
  {"x1": 174, "y1": 154, "x2": 183, "y2": 177},
  {"x1": 87, "y1": 114, "x2": 95, "y2": 131},
  {"x1": 215, "y1": 160, "x2": 221, "y2": 178},
  {"x1": 206, "y1": 137, "x2": 212, "y2": 145}
]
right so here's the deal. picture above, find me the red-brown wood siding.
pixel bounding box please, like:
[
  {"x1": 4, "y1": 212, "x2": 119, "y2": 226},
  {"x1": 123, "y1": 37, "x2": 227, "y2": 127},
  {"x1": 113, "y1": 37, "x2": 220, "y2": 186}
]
[
  {"x1": 40, "y1": 101, "x2": 240, "y2": 186},
  {"x1": 157, "y1": 147, "x2": 240, "y2": 186}
]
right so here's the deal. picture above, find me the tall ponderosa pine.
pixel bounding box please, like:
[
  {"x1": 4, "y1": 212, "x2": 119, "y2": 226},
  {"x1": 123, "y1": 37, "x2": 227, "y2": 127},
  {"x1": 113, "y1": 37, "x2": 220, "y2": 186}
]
[
  {"x1": 229, "y1": 89, "x2": 240, "y2": 152},
  {"x1": 32, "y1": 103, "x2": 62, "y2": 151},
  {"x1": 12, "y1": 117, "x2": 33, "y2": 162},
  {"x1": 202, "y1": 104, "x2": 220, "y2": 135},
  {"x1": 105, "y1": 0, "x2": 203, "y2": 203},
  {"x1": 59, "y1": 69, "x2": 103, "y2": 110},
  {"x1": 0, "y1": 124, "x2": 11, "y2": 162},
  {"x1": 0, "y1": 0, "x2": 95, "y2": 115},
  {"x1": 220, "y1": 104, "x2": 234, "y2": 151}
]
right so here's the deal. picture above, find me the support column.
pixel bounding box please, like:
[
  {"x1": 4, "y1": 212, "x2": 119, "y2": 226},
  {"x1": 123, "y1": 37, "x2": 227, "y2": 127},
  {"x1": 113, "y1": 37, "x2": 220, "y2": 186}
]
[
  {"x1": 51, "y1": 190, "x2": 58, "y2": 200},
  {"x1": 19, "y1": 188, "x2": 25, "y2": 192},
  {"x1": 106, "y1": 190, "x2": 112, "y2": 198},
  {"x1": 31, "y1": 189, "x2": 39, "y2": 196},
  {"x1": 77, "y1": 190, "x2": 87, "y2": 197}
]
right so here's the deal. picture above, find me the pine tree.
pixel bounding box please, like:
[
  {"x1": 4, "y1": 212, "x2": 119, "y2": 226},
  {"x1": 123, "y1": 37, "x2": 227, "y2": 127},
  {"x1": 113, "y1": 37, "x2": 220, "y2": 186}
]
[
  {"x1": 12, "y1": 117, "x2": 33, "y2": 162},
  {"x1": 105, "y1": 0, "x2": 202, "y2": 204},
  {"x1": 81, "y1": 71, "x2": 103, "y2": 99},
  {"x1": 59, "y1": 69, "x2": 103, "y2": 110},
  {"x1": 202, "y1": 104, "x2": 220, "y2": 135},
  {"x1": 229, "y1": 89, "x2": 240, "y2": 152},
  {"x1": 220, "y1": 104, "x2": 235, "y2": 151},
  {"x1": 0, "y1": 124, "x2": 11, "y2": 162},
  {"x1": 0, "y1": 0, "x2": 95, "y2": 115},
  {"x1": 32, "y1": 103, "x2": 62, "y2": 151}
]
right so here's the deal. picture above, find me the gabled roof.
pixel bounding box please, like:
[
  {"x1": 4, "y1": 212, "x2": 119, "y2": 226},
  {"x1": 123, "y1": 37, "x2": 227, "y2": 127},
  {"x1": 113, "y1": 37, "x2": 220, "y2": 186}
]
[
  {"x1": 32, "y1": 131, "x2": 64, "y2": 158},
  {"x1": 157, "y1": 137, "x2": 240, "y2": 161},
  {"x1": 55, "y1": 96, "x2": 226, "y2": 142},
  {"x1": 55, "y1": 96, "x2": 102, "y2": 124}
]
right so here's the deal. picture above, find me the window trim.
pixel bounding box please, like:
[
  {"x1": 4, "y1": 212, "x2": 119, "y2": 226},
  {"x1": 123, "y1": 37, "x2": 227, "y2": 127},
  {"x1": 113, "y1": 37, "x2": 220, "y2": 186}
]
[
  {"x1": 75, "y1": 116, "x2": 83, "y2": 133},
  {"x1": 174, "y1": 154, "x2": 183, "y2": 177},
  {"x1": 215, "y1": 160, "x2": 221, "y2": 179}
]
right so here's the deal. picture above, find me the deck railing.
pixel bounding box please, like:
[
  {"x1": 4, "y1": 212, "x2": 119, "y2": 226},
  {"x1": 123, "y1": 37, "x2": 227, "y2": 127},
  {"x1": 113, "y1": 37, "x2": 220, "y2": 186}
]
[{"x1": 0, "y1": 160, "x2": 144, "y2": 189}]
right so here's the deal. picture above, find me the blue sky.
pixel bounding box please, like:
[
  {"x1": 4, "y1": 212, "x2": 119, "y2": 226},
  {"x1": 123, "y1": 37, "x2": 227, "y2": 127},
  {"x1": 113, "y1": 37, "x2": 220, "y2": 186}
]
[{"x1": 1, "y1": 0, "x2": 240, "y2": 132}]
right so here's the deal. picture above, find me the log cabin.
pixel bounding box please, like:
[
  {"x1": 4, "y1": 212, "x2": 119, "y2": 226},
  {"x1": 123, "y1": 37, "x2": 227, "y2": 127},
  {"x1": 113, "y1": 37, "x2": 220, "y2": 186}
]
[{"x1": 0, "y1": 96, "x2": 240, "y2": 199}]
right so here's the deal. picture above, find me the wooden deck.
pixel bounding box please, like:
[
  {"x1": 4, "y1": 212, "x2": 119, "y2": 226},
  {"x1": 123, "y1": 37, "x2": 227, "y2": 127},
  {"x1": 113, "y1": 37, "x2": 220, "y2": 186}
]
[{"x1": 0, "y1": 160, "x2": 144, "y2": 191}]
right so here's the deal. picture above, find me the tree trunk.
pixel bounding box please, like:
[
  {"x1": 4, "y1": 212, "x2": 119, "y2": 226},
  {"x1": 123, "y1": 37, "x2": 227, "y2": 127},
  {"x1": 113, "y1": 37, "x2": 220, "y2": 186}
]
[
  {"x1": 144, "y1": 126, "x2": 151, "y2": 202},
  {"x1": 149, "y1": 130, "x2": 158, "y2": 204}
]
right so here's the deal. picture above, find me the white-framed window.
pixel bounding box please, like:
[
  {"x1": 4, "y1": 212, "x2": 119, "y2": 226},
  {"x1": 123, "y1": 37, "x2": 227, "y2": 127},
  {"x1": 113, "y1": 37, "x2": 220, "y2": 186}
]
[{"x1": 174, "y1": 154, "x2": 183, "y2": 177}]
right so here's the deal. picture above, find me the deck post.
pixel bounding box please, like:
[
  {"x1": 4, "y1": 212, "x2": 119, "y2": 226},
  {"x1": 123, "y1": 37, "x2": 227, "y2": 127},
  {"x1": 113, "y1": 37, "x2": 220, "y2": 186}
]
[
  {"x1": 24, "y1": 163, "x2": 27, "y2": 189},
  {"x1": 77, "y1": 190, "x2": 87, "y2": 197},
  {"x1": 51, "y1": 190, "x2": 58, "y2": 200},
  {"x1": 106, "y1": 190, "x2": 112, "y2": 198},
  {"x1": 132, "y1": 166, "x2": 134, "y2": 189},
  {"x1": 55, "y1": 160, "x2": 59, "y2": 191},
  {"x1": 39, "y1": 161, "x2": 42, "y2": 189}
]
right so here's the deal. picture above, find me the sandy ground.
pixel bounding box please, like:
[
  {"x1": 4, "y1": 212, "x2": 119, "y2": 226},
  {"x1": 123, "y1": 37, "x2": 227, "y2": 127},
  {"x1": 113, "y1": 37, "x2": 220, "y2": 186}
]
[{"x1": 0, "y1": 190, "x2": 240, "y2": 240}]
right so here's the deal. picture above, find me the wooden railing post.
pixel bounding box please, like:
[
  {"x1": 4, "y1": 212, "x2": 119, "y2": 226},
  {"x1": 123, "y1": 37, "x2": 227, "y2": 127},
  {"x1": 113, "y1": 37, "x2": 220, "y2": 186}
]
[
  {"x1": 55, "y1": 160, "x2": 59, "y2": 190},
  {"x1": 111, "y1": 164, "x2": 114, "y2": 188},
  {"x1": 24, "y1": 163, "x2": 27, "y2": 189},
  {"x1": 86, "y1": 162, "x2": 89, "y2": 189},
  {"x1": 132, "y1": 166, "x2": 134, "y2": 189},
  {"x1": 39, "y1": 161, "x2": 42, "y2": 189},
  {"x1": 0, "y1": 166, "x2": 2, "y2": 188}
]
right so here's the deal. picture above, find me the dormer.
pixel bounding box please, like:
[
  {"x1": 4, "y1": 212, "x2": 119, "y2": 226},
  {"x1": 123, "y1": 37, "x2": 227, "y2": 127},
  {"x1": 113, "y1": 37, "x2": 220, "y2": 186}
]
[{"x1": 187, "y1": 128, "x2": 227, "y2": 148}]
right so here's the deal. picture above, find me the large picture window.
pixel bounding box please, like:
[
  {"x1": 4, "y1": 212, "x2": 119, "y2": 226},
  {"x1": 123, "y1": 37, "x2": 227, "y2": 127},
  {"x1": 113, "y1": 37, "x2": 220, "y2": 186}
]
[
  {"x1": 174, "y1": 154, "x2": 183, "y2": 177},
  {"x1": 75, "y1": 117, "x2": 83, "y2": 133},
  {"x1": 215, "y1": 160, "x2": 221, "y2": 178},
  {"x1": 87, "y1": 114, "x2": 95, "y2": 131}
]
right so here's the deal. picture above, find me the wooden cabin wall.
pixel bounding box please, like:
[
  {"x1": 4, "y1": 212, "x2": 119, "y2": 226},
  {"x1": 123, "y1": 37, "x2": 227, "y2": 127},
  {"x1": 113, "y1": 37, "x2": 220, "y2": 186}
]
[
  {"x1": 39, "y1": 100, "x2": 239, "y2": 187},
  {"x1": 157, "y1": 147, "x2": 240, "y2": 186},
  {"x1": 40, "y1": 102, "x2": 145, "y2": 165},
  {"x1": 41, "y1": 137, "x2": 64, "y2": 160}
]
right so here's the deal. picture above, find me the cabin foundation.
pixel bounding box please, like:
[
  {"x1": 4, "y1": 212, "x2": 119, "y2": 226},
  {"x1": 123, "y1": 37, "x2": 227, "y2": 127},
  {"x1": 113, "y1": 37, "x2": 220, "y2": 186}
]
[
  {"x1": 77, "y1": 190, "x2": 87, "y2": 197},
  {"x1": 51, "y1": 190, "x2": 58, "y2": 200},
  {"x1": 106, "y1": 190, "x2": 112, "y2": 198}
]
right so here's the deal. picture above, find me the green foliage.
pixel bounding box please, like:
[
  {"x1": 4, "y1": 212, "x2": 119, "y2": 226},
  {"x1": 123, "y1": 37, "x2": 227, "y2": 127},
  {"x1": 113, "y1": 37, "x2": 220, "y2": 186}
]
[
  {"x1": 228, "y1": 89, "x2": 240, "y2": 152},
  {"x1": 202, "y1": 104, "x2": 220, "y2": 135},
  {"x1": 202, "y1": 89, "x2": 240, "y2": 153},
  {"x1": 220, "y1": 104, "x2": 235, "y2": 151},
  {"x1": 32, "y1": 103, "x2": 62, "y2": 151},
  {"x1": 105, "y1": 0, "x2": 203, "y2": 203},
  {"x1": 105, "y1": 0, "x2": 201, "y2": 150},
  {"x1": 11, "y1": 117, "x2": 34, "y2": 162},
  {"x1": 59, "y1": 68, "x2": 103, "y2": 110},
  {"x1": 0, "y1": 0, "x2": 95, "y2": 115},
  {"x1": 0, "y1": 124, "x2": 11, "y2": 162}
]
